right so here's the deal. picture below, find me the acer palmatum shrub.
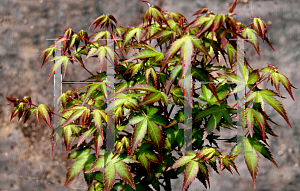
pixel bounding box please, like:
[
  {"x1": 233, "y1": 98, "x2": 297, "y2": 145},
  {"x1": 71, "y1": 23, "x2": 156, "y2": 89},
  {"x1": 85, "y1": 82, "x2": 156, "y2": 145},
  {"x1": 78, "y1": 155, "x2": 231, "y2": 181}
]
[{"x1": 7, "y1": 0, "x2": 296, "y2": 190}]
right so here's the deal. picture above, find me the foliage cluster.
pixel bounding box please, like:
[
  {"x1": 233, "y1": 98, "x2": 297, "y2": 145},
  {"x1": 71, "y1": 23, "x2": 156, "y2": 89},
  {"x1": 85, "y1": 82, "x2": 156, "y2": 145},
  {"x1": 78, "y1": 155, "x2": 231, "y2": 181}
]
[{"x1": 7, "y1": 0, "x2": 296, "y2": 190}]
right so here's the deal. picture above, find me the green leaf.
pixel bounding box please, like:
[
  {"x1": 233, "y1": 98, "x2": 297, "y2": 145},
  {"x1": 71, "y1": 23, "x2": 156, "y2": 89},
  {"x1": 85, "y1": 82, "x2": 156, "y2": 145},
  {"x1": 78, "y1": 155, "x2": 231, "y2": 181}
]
[
  {"x1": 84, "y1": 154, "x2": 97, "y2": 186},
  {"x1": 38, "y1": 104, "x2": 51, "y2": 128},
  {"x1": 23, "y1": 107, "x2": 36, "y2": 124},
  {"x1": 69, "y1": 148, "x2": 91, "y2": 159},
  {"x1": 77, "y1": 126, "x2": 97, "y2": 147},
  {"x1": 247, "y1": 69, "x2": 260, "y2": 84},
  {"x1": 125, "y1": 50, "x2": 161, "y2": 62},
  {"x1": 91, "y1": 31, "x2": 111, "y2": 42},
  {"x1": 124, "y1": 27, "x2": 142, "y2": 45},
  {"x1": 93, "y1": 109, "x2": 104, "y2": 134},
  {"x1": 139, "y1": 92, "x2": 161, "y2": 105},
  {"x1": 206, "y1": 112, "x2": 223, "y2": 133},
  {"x1": 85, "y1": 153, "x2": 114, "y2": 173},
  {"x1": 242, "y1": 28, "x2": 260, "y2": 57},
  {"x1": 260, "y1": 92, "x2": 292, "y2": 128},
  {"x1": 131, "y1": 118, "x2": 148, "y2": 154},
  {"x1": 47, "y1": 56, "x2": 70, "y2": 82},
  {"x1": 63, "y1": 155, "x2": 89, "y2": 188},
  {"x1": 126, "y1": 84, "x2": 159, "y2": 93},
  {"x1": 63, "y1": 124, "x2": 74, "y2": 151},
  {"x1": 94, "y1": 132, "x2": 104, "y2": 158},
  {"x1": 62, "y1": 106, "x2": 88, "y2": 127},
  {"x1": 244, "y1": 138, "x2": 259, "y2": 189},
  {"x1": 182, "y1": 160, "x2": 199, "y2": 191},
  {"x1": 247, "y1": 138, "x2": 278, "y2": 168},
  {"x1": 147, "y1": 119, "x2": 163, "y2": 149},
  {"x1": 171, "y1": 155, "x2": 195, "y2": 169},
  {"x1": 197, "y1": 161, "x2": 210, "y2": 189},
  {"x1": 115, "y1": 161, "x2": 136, "y2": 190},
  {"x1": 104, "y1": 161, "x2": 116, "y2": 191},
  {"x1": 161, "y1": 38, "x2": 185, "y2": 71}
]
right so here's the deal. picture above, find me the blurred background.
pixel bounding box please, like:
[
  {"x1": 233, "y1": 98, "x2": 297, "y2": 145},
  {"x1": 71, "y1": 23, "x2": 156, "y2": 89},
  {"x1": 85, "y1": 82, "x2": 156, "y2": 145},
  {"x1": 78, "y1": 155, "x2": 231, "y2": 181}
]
[{"x1": 0, "y1": 0, "x2": 299, "y2": 190}]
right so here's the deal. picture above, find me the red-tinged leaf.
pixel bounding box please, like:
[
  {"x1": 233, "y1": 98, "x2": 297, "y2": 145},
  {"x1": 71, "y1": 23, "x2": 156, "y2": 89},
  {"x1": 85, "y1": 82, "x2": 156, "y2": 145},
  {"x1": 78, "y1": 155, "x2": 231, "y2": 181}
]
[
  {"x1": 139, "y1": 153, "x2": 150, "y2": 175},
  {"x1": 244, "y1": 138, "x2": 259, "y2": 189},
  {"x1": 131, "y1": 119, "x2": 147, "y2": 155},
  {"x1": 192, "y1": 8, "x2": 209, "y2": 16},
  {"x1": 69, "y1": 148, "x2": 91, "y2": 159},
  {"x1": 242, "y1": 28, "x2": 260, "y2": 57},
  {"x1": 248, "y1": 138, "x2": 278, "y2": 168},
  {"x1": 181, "y1": 38, "x2": 193, "y2": 77},
  {"x1": 23, "y1": 107, "x2": 36, "y2": 124},
  {"x1": 197, "y1": 161, "x2": 210, "y2": 189},
  {"x1": 171, "y1": 155, "x2": 195, "y2": 169},
  {"x1": 245, "y1": 108, "x2": 255, "y2": 137},
  {"x1": 182, "y1": 160, "x2": 199, "y2": 191},
  {"x1": 10, "y1": 102, "x2": 23, "y2": 121},
  {"x1": 38, "y1": 104, "x2": 51, "y2": 128},
  {"x1": 121, "y1": 137, "x2": 131, "y2": 154},
  {"x1": 77, "y1": 126, "x2": 97, "y2": 147},
  {"x1": 213, "y1": 14, "x2": 225, "y2": 32},
  {"x1": 35, "y1": 108, "x2": 41, "y2": 129},
  {"x1": 91, "y1": 31, "x2": 111, "y2": 42},
  {"x1": 63, "y1": 124, "x2": 74, "y2": 152},
  {"x1": 63, "y1": 107, "x2": 87, "y2": 127},
  {"x1": 270, "y1": 73, "x2": 281, "y2": 96},
  {"x1": 277, "y1": 73, "x2": 296, "y2": 101},
  {"x1": 161, "y1": 38, "x2": 185, "y2": 72},
  {"x1": 63, "y1": 156, "x2": 89, "y2": 188},
  {"x1": 47, "y1": 56, "x2": 70, "y2": 82},
  {"x1": 126, "y1": 84, "x2": 159, "y2": 93},
  {"x1": 143, "y1": 150, "x2": 164, "y2": 166},
  {"x1": 85, "y1": 153, "x2": 114, "y2": 173},
  {"x1": 94, "y1": 132, "x2": 104, "y2": 158},
  {"x1": 125, "y1": 50, "x2": 161, "y2": 62},
  {"x1": 115, "y1": 161, "x2": 136, "y2": 190},
  {"x1": 194, "y1": 147, "x2": 220, "y2": 160},
  {"x1": 124, "y1": 28, "x2": 142, "y2": 45},
  {"x1": 189, "y1": 16, "x2": 211, "y2": 30},
  {"x1": 84, "y1": 154, "x2": 97, "y2": 186},
  {"x1": 104, "y1": 161, "x2": 116, "y2": 191},
  {"x1": 229, "y1": 0, "x2": 237, "y2": 13},
  {"x1": 253, "y1": 18, "x2": 265, "y2": 41},
  {"x1": 93, "y1": 109, "x2": 104, "y2": 134},
  {"x1": 139, "y1": 92, "x2": 161, "y2": 106},
  {"x1": 147, "y1": 119, "x2": 163, "y2": 149},
  {"x1": 260, "y1": 93, "x2": 292, "y2": 128}
]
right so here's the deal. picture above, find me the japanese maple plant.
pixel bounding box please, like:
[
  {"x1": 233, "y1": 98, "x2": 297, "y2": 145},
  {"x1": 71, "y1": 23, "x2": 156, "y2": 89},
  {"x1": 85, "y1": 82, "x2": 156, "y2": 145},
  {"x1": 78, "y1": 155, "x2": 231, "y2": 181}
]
[{"x1": 7, "y1": 0, "x2": 296, "y2": 190}]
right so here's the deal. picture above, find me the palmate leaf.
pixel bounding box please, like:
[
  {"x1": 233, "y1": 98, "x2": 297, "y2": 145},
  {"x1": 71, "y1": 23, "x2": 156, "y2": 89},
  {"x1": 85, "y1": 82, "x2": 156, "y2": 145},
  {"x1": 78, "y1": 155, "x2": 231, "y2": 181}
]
[
  {"x1": 47, "y1": 56, "x2": 70, "y2": 82},
  {"x1": 244, "y1": 138, "x2": 259, "y2": 189},
  {"x1": 63, "y1": 148, "x2": 93, "y2": 188},
  {"x1": 62, "y1": 106, "x2": 88, "y2": 127},
  {"x1": 63, "y1": 156, "x2": 89, "y2": 188},
  {"x1": 246, "y1": 90, "x2": 292, "y2": 128}
]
